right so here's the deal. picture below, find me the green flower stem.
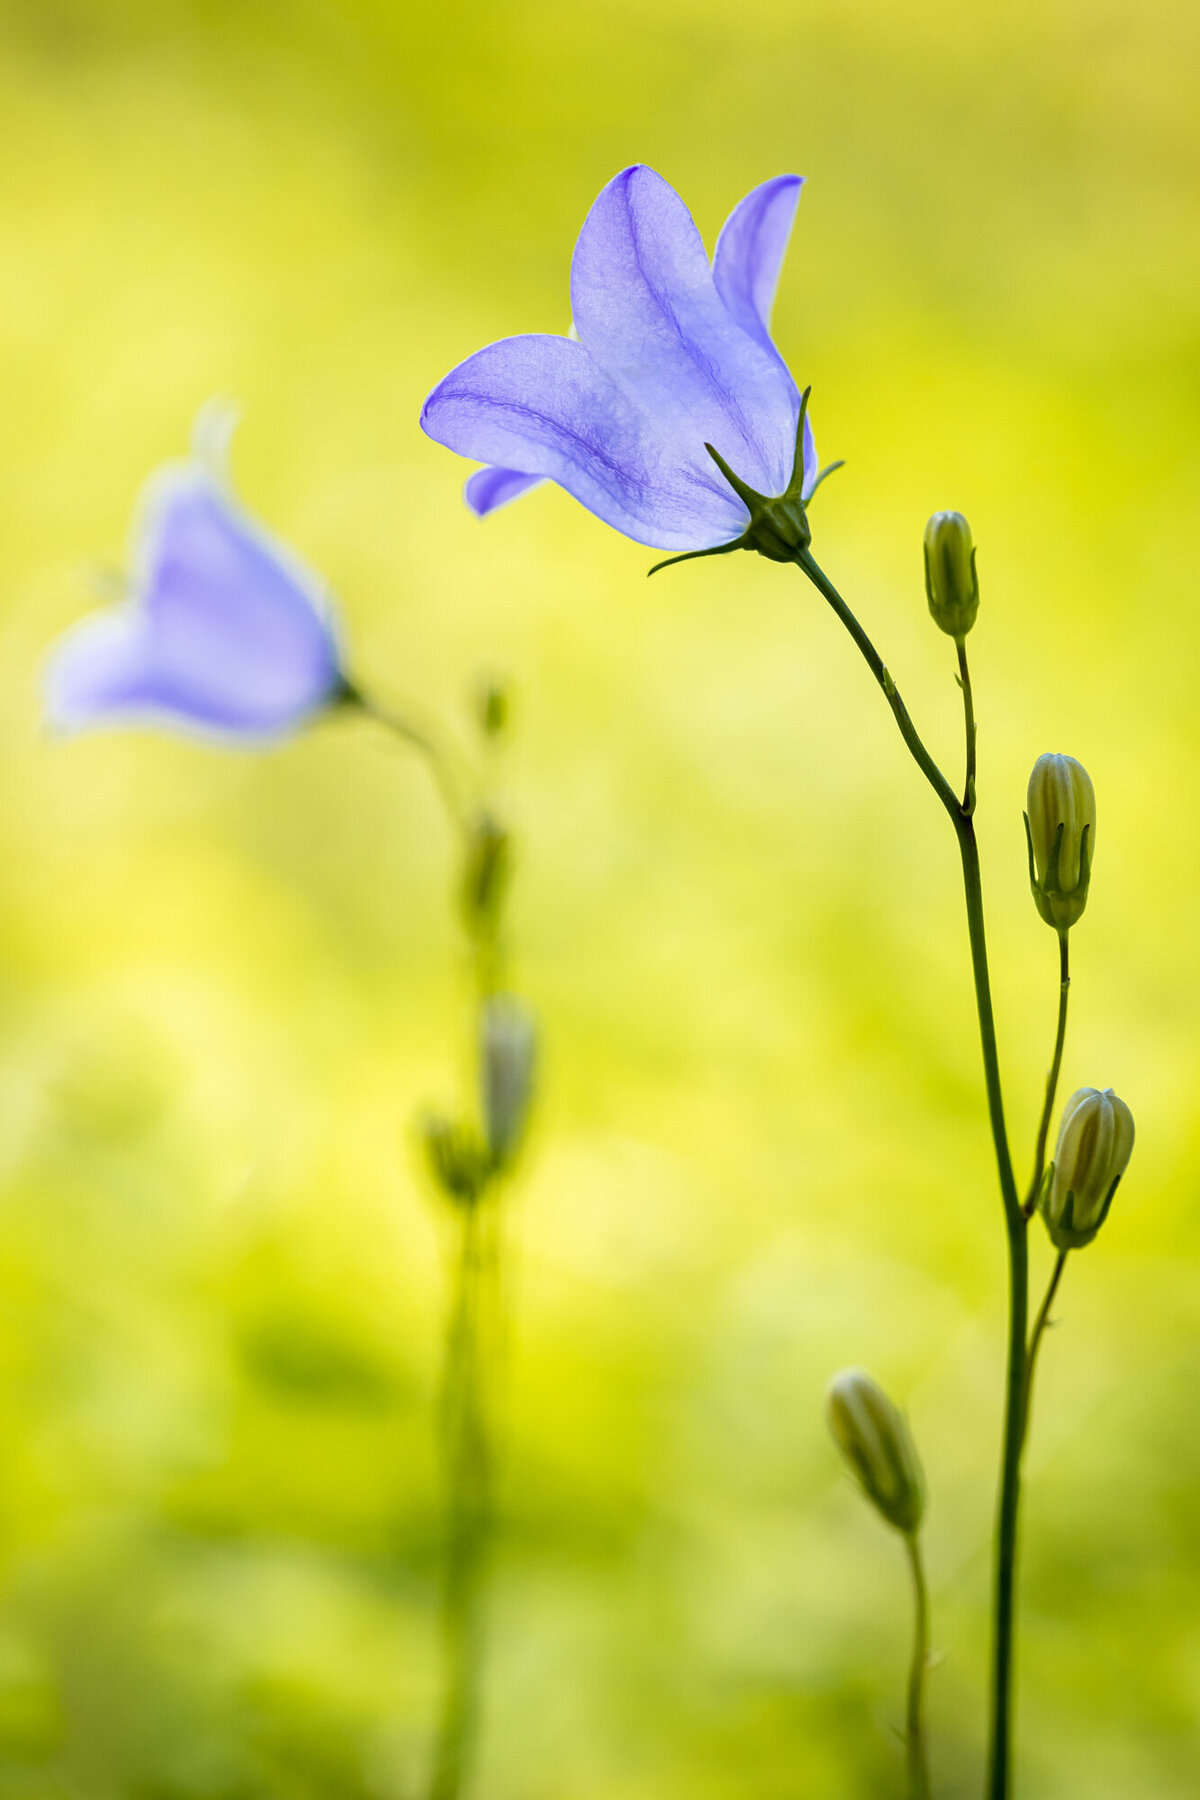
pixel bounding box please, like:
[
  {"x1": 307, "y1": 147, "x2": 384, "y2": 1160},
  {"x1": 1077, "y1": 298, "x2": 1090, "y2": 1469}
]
[
  {"x1": 958, "y1": 820, "x2": 1028, "y2": 1800},
  {"x1": 346, "y1": 683, "x2": 503, "y2": 1800},
  {"x1": 344, "y1": 682, "x2": 471, "y2": 828},
  {"x1": 794, "y1": 552, "x2": 960, "y2": 823},
  {"x1": 1020, "y1": 1250, "x2": 1068, "y2": 1450},
  {"x1": 794, "y1": 556, "x2": 1026, "y2": 1800},
  {"x1": 905, "y1": 1532, "x2": 933, "y2": 1800},
  {"x1": 430, "y1": 1197, "x2": 495, "y2": 1800},
  {"x1": 1022, "y1": 934, "x2": 1070, "y2": 1219},
  {"x1": 956, "y1": 636, "x2": 977, "y2": 816}
]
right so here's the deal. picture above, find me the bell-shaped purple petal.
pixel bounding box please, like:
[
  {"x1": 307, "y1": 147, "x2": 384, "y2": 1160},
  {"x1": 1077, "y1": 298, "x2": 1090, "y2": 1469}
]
[
  {"x1": 713, "y1": 175, "x2": 803, "y2": 355},
  {"x1": 422, "y1": 332, "x2": 750, "y2": 552},
  {"x1": 422, "y1": 165, "x2": 820, "y2": 553},
  {"x1": 569, "y1": 166, "x2": 800, "y2": 499},
  {"x1": 45, "y1": 457, "x2": 344, "y2": 742},
  {"x1": 713, "y1": 176, "x2": 819, "y2": 499},
  {"x1": 464, "y1": 465, "x2": 545, "y2": 517}
]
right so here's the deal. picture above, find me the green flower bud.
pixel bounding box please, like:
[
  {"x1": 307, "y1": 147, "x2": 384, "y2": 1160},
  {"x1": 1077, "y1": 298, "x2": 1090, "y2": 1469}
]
[
  {"x1": 1042, "y1": 1086, "x2": 1134, "y2": 1250},
  {"x1": 826, "y1": 1368, "x2": 925, "y2": 1535},
  {"x1": 474, "y1": 670, "x2": 509, "y2": 739},
  {"x1": 1024, "y1": 753, "x2": 1096, "y2": 931},
  {"x1": 461, "y1": 808, "x2": 511, "y2": 928},
  {"x1": 480, "y1": 995, "x2": 537, "y2": 1170},
  {"x1": 421, "y1": 1111, "x2": 486, "y2": 1205},
  {"x1": 923, "y1": 511, "x2": 979, "y2": 638}
]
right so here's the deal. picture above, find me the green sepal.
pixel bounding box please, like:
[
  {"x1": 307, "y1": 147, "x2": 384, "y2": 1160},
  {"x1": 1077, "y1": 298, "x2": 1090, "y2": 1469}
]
[
  {"x1": 1026, "y1": 813, "x2": 1091, "y2": 931},
  {"x1": 648, "y1": 386, "x2": 832, "y2": 577},
  {"x1": 1042, "y1": 1172, "x2": 1122, "y2": 1252},
  {"x1": 1077, "y1": 820, "x2": 1093, "y2": 892}
]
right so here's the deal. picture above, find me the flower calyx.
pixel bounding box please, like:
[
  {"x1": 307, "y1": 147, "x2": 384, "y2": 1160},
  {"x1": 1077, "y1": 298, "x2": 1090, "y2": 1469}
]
[{"x1": 649, "y1": 389, "x2": 840, "y2": 575}]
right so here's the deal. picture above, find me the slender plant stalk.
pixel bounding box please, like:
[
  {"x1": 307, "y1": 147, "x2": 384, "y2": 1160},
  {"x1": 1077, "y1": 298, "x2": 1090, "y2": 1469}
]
[
  {"x1": 956, "y1": 818, "x2": 1028, "y2": 1800},
  {"x1": 904, "y1": 1532, "x2": 932, "y2": 1800},
  {"x1": 1023, "y1": 934, "x2": 1070, "y2": 1218},
  {"x1": 345, "y1": 682, "x2": 471, "y2": 827},
  {"x1": 1020, "y1": 1250, "x2": 1068, "y2": 1449},
  {"x1": 794, "y1": 554, "x2": 1027, "y2": 1800},
  {"x1": 956, "y1": 636, "x2": 977, "y2": 816},
  {"x1": 794, "y1": 552, "x2": 960, "y2": 823},
  {"x1": 429, "y1": 1199, "x2": 492, "y2": 1800},
  {"x1": 353, "y1": 685, "x2": 505, "y2": 1800}
]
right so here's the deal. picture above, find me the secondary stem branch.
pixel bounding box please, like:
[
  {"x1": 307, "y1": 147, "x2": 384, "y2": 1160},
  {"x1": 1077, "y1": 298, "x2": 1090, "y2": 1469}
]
[
  {"x1": 957, "y1": 636, "x2": 977, "y2": 816},
  {"x1": 1023, "y1": 934, "x2": 1070, "y2": 1219},
  {"x1": 1021, "y1": 1251, "x2": 1068, "y2": 1450}
]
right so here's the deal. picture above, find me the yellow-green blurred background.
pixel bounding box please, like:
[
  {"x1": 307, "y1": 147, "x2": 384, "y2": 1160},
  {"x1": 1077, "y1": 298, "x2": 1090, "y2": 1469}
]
[{"x1": 2, "y1": 1, "x2": 1198, "y2": 1795}]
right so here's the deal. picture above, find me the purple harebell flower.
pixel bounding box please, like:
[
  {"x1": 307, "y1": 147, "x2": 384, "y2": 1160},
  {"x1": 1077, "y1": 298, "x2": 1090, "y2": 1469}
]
[
  {"x1": 421, "y1": 166, "x2": 822, "y2": 556},
  {"x1": 45, "y1": 413, "x2": 345, "y2": 744}
]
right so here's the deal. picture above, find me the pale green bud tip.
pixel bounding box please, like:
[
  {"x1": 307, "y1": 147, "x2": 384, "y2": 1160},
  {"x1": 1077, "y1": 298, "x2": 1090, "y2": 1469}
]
[
  {"x1": 1043, "y1": 1086, "x2": 1134, "y2": 1250},
  {"x1": 1024, "y1": 753, "x2": 1096, "y2": 931},
  {"x1": 825, "y1": 1368, "x2": 925, "y2": 1534},
  {"x1": 480, "y1": 994, "x2": 537, "y2": 1170},
  {"x1": 923, "y1": 511, "x2": 979, "y2": 637}
]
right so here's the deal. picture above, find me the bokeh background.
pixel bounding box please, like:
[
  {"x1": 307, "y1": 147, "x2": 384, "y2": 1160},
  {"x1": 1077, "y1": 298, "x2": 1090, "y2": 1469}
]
[{"x1": 2, "y1": 1, "x2": 1198, "y2": 1795}]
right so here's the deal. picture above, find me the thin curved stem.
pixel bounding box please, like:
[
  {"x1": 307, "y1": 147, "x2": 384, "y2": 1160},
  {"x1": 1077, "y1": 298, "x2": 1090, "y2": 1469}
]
[
  {"x1": 905, "y1": 1532, "x2": 932, "y2": 1800},
  {"x1": 793, "y1": 560, "x2": 1026, "y2": 1800},
  {"x1": 1020, "y1": 1250, "x2": 1068, "y2": 1451},
  {"x1": 343, "y1": 681, "x2": 471, "y2": 829},
  {"x1": 795, "y1": 551, "x2": 960, "y2": 823},
  {"x1": 347, "y1": 675, "x2": 505, "y2": 1800},
  {"x1": 956, "y1": 636, "x2": 977, "y2": 816},
  {"x1": 1023, "y1": 933, "x2": 1070, "y2": 1219}
]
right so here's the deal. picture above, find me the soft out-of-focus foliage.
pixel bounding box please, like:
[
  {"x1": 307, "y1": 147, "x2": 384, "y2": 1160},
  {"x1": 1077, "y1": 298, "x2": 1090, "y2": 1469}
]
[{"x1": 1, "y1": 2, "x2": 1197, "y2": 1795}]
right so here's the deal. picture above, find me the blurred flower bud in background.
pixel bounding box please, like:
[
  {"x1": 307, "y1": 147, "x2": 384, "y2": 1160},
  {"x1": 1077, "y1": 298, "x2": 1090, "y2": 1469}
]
[
  {"x1": 923, "y1": 511, "x2": 979, "y2": 639},
  {"x1": 1042, "y1": 1086, "x2": 1135, "y2": 1250},
  {"x1": 1025, "y1": 753, "x2": 1096, "y2": 931},
  {"x1": 474, "y1": 670, "x2": 510, "y2": 739},
  {"x1": 826, "y1": 1368, "x2": 925, "y2": 1535},
  {"x1": 461, "y1": 809, "x2": 511, "y2": 928},
  {"x1": 421, "y1": 1111, "x2": 487, "y2": 1205},
  {"x1": 44, "y1": 407, "x2": 346, "y2": 743},
  {"x1": 480, "y1": 995, "x2": 537, "y2": 1171}
]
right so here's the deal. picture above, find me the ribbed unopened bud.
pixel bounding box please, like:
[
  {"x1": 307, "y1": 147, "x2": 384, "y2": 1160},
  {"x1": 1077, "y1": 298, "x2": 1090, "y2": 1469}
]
[
  {"x1": 480, "y1": 995, "x2": 536, "y2": 1170},
  {"x1": 1043, "y1": 1086, "x2": 1134, "y2": 1250},
  {"x1": 826, "y1": 1368, "x2": 925, "y2": 1535},
  {"x1": 923, "y1": 511, "x2": 979, "y2": 638},
  {"x1": 1025, "y1": 754, "x2": 1096, "y2": 931},
  {"x1": 421, "y1": 1111, "x2": 486, "y2": 1205}
]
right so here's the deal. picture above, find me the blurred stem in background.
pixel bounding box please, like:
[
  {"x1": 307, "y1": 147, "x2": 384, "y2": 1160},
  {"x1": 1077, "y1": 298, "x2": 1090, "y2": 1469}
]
[
  {"x1": 795, "y1": 551, "x2": 1026, "y2": 1799},
  {"x1": 356, "y1": 676, "x2": 535, "y2": 1800},
  {"x1": 432, "y1": 1191, "x2": 496, "y2": 1800}
]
